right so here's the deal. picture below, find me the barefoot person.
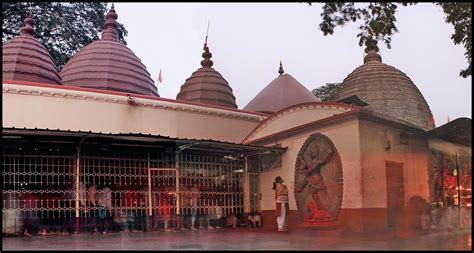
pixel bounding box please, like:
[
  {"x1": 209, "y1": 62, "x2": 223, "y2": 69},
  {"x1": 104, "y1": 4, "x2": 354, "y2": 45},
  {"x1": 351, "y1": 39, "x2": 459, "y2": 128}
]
[{"x1": 273, "y1": 176, "x2": 289, "y2": 232}]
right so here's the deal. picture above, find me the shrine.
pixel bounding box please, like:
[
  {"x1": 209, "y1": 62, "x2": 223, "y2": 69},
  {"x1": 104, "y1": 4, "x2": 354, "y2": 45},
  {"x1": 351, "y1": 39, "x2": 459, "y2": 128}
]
[{"x1": 2, "y1": 4, "x2": 471, "y2": 236}]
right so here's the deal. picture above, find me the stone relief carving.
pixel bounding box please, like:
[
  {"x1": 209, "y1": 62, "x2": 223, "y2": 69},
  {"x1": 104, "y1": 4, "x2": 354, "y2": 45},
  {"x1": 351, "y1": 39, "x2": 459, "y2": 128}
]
[{"x1": 294, "y1": 133, "x2": 343, "y2": 227}]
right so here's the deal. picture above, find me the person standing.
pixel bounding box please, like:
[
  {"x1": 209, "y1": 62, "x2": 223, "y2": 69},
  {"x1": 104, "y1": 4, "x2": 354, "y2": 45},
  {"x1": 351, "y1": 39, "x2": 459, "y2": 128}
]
[
  {"x1": 189, "y1": 182, "x2": 201, "y2": 231},
  {"x1": 161, "y1": 186, "x2": 173, "y2": 231},
  {"x1": 97, "y1": 185, "x2": 112, "y2": 234},
  {"x1": 123, "y1": 186, "x2": 137, "y2": 232},
  {"x1": 87, "y1": 184, "x2": 99, "y2": 233},
  {"x1": 273, "y1": 176, "x2": 289, "y2": 232}
]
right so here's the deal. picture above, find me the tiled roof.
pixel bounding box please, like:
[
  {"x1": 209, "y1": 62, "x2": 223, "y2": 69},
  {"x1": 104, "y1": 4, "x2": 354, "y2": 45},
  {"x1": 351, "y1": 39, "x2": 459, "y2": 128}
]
[
  {"x1": 336, "y1": 50, "x2": 435, "y2": 131},
  {"x1": 177, "y1": 46, "x2": 237, "y2": 108},
  {"x1": 244, "y1": 63, "x2": 319, "y2": 114},
  {"x1": 2, "y1": 16, "x2": 61, "y2": 85},
  {"x1": 60, "y1": 5, "x2": 158, "y2": 97}
]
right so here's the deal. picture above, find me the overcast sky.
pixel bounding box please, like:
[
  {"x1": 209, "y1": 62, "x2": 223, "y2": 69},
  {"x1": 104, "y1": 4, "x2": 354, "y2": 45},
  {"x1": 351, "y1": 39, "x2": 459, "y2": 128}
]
[{"x1": 113, "y1": 3, "x2": 471, "y2": 127}]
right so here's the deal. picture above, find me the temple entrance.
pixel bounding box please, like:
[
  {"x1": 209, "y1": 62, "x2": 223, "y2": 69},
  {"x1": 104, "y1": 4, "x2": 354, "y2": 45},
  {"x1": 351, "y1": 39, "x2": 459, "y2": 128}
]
[{"x1": 385, "y1": 161, "x2": 405, "y2": 230}]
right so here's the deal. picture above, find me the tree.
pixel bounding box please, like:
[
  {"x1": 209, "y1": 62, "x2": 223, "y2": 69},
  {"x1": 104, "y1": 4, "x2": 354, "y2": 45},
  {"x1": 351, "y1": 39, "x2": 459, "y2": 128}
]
[
  {"x1": 309, "y1": 2, "x2": 471, "y2": 78},
  {"x1": 312, "y1": 83, "x2": 342, "y2": 102},
  {"x1": 2, "y1": 2, "x2": 128, "y2": 70}
]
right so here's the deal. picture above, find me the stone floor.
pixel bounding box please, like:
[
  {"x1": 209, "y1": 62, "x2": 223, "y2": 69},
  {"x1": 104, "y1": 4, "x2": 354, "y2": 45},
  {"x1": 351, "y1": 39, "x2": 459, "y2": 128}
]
[{"x1": 2, "y1": 227, "x2": 472, "y2": 251}]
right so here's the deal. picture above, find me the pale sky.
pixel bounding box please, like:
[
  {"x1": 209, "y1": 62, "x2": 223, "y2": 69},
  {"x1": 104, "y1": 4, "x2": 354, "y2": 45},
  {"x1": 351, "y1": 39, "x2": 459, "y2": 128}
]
[{"x1": 113, "y1": 3, "x2": 471, "y2": 127}]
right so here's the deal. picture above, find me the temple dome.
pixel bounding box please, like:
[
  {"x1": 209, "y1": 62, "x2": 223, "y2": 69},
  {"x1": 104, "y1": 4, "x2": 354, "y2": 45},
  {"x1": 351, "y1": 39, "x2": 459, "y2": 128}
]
[
  {"x1": 243, "y1": 62, "x2": 320, "y2": 114},
  {"x1": 176, "y1": 45, "x2": 237, "y2": 108},
  {"x1": 60, "y1": 5, "x2": 158, "y2": 97},
  {"x1": 2, "y1": 16, "x2": 61, "y2": 84},
  {"x1": 335, "y1": 49, "x2": 435, "y2": 131}
]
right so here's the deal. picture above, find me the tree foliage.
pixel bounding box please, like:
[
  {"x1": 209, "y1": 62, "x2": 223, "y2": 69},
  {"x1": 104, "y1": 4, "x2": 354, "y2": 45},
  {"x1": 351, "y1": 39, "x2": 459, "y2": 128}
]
[
  {"x1": 437, "y1": 2, "x2": 471, "y2": 78},
  {"x1": 312, "y1": 83, "x2": 342, "y2": 102},
  {"x1": 2, "y1": 2, "x2": 128, "y2": 70},
  {"x1": 309, "y1": 2, "x2": 471, "y2": 78}
]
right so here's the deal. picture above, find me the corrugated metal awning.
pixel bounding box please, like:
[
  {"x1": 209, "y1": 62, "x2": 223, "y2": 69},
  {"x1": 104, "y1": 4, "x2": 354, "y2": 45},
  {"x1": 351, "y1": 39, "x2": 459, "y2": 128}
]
[
  {"x1": 417, "y1": 117, "x2": 471, "y2": 147},
  {"x1": 2, "y1": 127, "x2": 286, "y2": 155}
]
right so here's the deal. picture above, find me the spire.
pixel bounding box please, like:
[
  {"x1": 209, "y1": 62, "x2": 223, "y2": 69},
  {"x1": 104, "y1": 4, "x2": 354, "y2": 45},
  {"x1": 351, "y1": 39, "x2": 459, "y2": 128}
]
[
  {"x1": 101, "y1": 3, "x2": 119, "y2": 41},
  {"x1": 363, "y1": 29, "x2": 382, "y2": 63},
  {"x1": 20, "y1": 15, "x2": 35, "y2": 36},
  {"x1": 278, "y1": 60, "x2": 284, "y2": 75},
  {"x1": 200, "y1": 44, "x2": 213, "y2": 68},
  {"x1": 200, "y1": 20, "x2": 213, "y2": 68}
]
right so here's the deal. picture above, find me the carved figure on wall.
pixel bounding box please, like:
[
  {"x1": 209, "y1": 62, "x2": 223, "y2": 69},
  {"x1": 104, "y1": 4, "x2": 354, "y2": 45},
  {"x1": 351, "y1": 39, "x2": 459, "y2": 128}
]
[
  {"x1": 294, "y1": 133, "x2": 343, "y2": 227},
  {"x1": 295, "y1": 149, "x2": 333, "y2": 219}
]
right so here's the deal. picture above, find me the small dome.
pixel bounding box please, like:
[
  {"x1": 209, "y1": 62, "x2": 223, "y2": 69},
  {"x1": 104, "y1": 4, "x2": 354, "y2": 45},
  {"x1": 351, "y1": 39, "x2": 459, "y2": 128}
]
[
  {"x1": 2, "y1": 16, "x2": 61, "y2": 84},
  {"x1": 243, "y1": 62, "x2": 320, "y2": 114},
  {"x1": 336, "y1": 49, "x2": 435, "y2": 130},
  {"x1": 176, "y1": 45, "x2": 237, "y2": 108},
  {"x1": 60, "y1": 5, "x2": 158, "y2": 97}
]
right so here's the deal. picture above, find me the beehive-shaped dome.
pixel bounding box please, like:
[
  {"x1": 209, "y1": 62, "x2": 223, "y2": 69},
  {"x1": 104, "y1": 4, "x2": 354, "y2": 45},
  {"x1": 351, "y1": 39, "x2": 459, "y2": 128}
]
[
  {"x1": 2, "y1": 16, "x2": 61, "y2": 84},
  {"x1": 60, "y1": 5, "x2": 158, "y2": 97},
  {"x1": 243, "y1": 62, "x2": 320, "y2": 114},
  {"x1": 336, "y1": 48, "x2": 435, "y2": 131},
  {"x1": 176, "y1": 45, "x2": 237, "y2": 108}
]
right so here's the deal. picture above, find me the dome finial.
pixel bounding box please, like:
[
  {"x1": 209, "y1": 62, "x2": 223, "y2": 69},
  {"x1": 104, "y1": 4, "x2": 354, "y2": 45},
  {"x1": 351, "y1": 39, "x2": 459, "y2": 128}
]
[
  {"x1": 363, "y1": 28, "x2": 382, "y2": 63},
  {"x1": 278, "y1": 60, "x2": 284, "y2": 75},
  {"x1": 101, "y1": 3, "x2": 119, "y2": 41},
  {"x1": 20, "y1": 14, "x2": 35, "y2": 36},
  {"x1": 200, "y1": 29, "x2": 213, "y2": 68},
  {"x1": 200, "y1": 45, "x2": 213, "y2": 68},
  {"x1": 200, "y1": 20, "x2": 213, "y2": 68},
  {"x1": 28, "y1": 2, "x2": 33, "y2": 16}
]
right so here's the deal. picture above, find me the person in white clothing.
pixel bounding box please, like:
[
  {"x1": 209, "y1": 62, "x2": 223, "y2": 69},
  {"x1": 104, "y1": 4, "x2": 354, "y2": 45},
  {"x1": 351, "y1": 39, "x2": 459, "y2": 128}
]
[{"x1": 273, "y1": 176, "x2": 289, "y2": 232}]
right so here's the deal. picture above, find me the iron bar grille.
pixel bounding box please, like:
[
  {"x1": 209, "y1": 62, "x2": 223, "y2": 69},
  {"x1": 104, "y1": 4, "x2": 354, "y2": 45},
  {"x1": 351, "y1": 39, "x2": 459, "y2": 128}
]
[{"x1": 2, "y1": 147, "x2": 256, "y2": 235}]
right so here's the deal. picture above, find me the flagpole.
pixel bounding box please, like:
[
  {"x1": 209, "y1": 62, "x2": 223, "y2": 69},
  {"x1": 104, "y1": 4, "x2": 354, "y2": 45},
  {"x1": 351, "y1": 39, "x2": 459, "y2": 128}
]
[{"x1": 204, "y1": 19, "x2": 210, "y2": 50}]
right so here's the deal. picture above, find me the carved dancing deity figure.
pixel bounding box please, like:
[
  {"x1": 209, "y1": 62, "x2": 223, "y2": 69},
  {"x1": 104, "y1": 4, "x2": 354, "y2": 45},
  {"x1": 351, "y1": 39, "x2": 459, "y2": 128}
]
[{"x1": 295, "y1": 147, "x2": 333, "y2": 219}]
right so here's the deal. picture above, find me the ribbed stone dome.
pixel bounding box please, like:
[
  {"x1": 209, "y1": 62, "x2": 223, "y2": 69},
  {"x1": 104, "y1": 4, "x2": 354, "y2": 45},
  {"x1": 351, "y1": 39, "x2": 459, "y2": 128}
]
[
  {"x1": 244, "y1": 62, "x2": 320, "y2": 114},
  {"x1": 336, "y1": 50, "x2": 435, "y2": 131},
  {"x1": 176, "y1": 46, "x2": 237, "y2": 108},
  {"x1": 60, "y1": 5, "x2": 158, "y2": 97},
  {"x1": 2, "y1": 16, "x2": 61, "y2": 84}
]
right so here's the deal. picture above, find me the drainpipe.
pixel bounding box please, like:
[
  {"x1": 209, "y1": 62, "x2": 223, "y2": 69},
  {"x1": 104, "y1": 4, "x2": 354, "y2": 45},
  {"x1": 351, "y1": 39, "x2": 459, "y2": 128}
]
[{"x1": 74, "y1": 135, "x2": 86, "y2": 234}]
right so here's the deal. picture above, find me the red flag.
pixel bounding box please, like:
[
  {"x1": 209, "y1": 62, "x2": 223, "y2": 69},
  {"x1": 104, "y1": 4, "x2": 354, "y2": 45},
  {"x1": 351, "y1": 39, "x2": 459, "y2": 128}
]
[{"x1": 158, "y1": 69, "x2": 163, "y2": 84}]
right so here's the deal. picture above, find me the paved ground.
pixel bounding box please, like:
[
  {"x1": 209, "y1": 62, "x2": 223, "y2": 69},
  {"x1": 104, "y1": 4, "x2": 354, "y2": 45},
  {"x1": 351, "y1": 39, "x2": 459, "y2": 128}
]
[{"x1": 2, "y1": 228, "x2": 472, "y2": 251}]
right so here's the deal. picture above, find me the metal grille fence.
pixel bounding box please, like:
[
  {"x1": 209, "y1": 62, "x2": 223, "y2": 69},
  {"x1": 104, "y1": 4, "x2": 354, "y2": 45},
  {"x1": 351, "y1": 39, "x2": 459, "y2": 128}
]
[
  {"x1": 3, "y1": 148, "x2": 75, "y2": 235},
  {"x1": 179, "y1": 154, "x2": 244, "y2": 217},
  {"x1": 2, "y1": 147, "x2": 255, "y2": 236},
  {"x1": 247, "y1": 154, "x2": 261, "y2": 214}
]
